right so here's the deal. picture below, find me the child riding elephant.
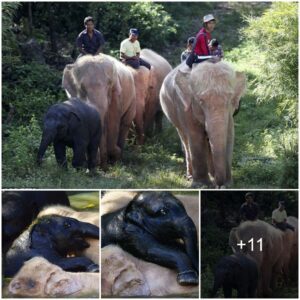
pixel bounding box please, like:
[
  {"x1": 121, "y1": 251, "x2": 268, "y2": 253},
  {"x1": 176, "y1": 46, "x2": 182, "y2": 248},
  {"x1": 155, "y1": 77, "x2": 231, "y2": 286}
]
[{"x1": 37, "y1": 98, "x2": 101, "y2": 171}]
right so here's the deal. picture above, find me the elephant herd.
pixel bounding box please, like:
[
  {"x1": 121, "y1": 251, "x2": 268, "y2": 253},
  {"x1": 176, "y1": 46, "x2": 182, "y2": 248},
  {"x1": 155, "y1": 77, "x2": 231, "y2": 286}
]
[
  {"x1": 38, "y1": 50, "x2": 247, "y2": 187},
  {"x1": 211, "y1": 217, "x2": 298, "y2": 298}
]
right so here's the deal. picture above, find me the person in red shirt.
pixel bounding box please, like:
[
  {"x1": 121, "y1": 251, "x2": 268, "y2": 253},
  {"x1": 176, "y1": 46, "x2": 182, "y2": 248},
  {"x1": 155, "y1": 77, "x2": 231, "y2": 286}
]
[{"x1": 194, "y1": 14, "x2": 216, "y2": 61}]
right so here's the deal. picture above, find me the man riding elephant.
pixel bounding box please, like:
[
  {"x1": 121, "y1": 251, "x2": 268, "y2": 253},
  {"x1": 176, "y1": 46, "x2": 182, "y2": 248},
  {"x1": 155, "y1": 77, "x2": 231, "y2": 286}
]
[{"x1": 120, "y1": 28, "x2": 151, "y2": 70}]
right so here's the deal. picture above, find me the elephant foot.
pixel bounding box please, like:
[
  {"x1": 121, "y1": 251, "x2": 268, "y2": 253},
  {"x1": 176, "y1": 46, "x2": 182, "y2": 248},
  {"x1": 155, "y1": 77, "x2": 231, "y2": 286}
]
[
  {"x1": 177, "y1": 270, "x2": 198, "y2": 286},
  {"x1": 191, "y1": 180, "x2": 212, "y2": 188}
]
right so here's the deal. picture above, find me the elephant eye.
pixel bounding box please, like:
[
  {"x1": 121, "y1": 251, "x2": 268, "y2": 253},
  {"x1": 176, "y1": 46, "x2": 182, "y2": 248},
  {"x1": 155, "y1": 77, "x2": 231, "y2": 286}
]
[
  {"x1": 160, "y1": 208, "x2": 167, "y2": 215},
  {"x1": 64, "y1": 222, "x2": 71, "y2": 228}
]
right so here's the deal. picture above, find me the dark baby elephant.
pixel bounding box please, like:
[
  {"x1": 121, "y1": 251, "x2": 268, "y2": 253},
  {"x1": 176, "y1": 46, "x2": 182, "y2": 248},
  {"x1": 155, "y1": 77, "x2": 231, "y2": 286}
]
[
  {"x1": 4, "y1": 215, "x2": 99, "y2": 277},
  {"x1": 211, "y1": 253, "x2": 258, "y2": 298},
  {"x1": 2, "y1": 191, "x2": 70, "y2": 254},
  {"x1": 37, "y1": 98, "x2": 101, "y2": 170},
  {"x1": 101, "y1": 192, "x2": 199, "y2": 286}
]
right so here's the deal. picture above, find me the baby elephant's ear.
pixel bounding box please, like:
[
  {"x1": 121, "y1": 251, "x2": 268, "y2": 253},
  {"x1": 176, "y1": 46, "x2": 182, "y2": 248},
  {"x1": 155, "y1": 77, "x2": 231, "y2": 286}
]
[
  {"x1": 45, "y1": 270, "x2": 83, "y2": 297},
  {"x1": 124, "y1": 200, "x2": 143, "y2": 226},
  {"x1": 68, "y1": 111, "x2": 81, "y2": 126},
  {"x1": 174, "y1": 69, "x2": 192, "y2": 111}
]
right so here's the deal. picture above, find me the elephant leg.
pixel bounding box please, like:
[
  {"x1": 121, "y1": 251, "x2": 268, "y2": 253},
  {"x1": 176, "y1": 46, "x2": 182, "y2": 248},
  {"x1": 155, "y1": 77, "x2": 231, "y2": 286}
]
[
  {"x1": 261, "y1": 265, "x2": 273, "y2": 297},
  {"x1": 223, "y1": 286, "x2": 232, "y2": 298},
  {"x1": 188, "y1": 126, "x2": 211, "y2": 186},
  {"x1": 248, "y1": 285, "x2": 256, "y2": 298},
  {"x1": 121, "y1": 233, "x2": 198, "y2": 285},
  {"x1": 118, "y1": 102, "x2": 136, "y2": 151},
  {"x1": 87, "y1": 142, "x2": 99, "y2": 171},
  {"x1": 225, "y1": 116, "x2": 234, "y2": 184},
  {"x1": 56, "y1": 256, "x2": 99, "y2": 272},
  {"x1": 72, "y1": 143, "x2": 87, "y2": 169},
  {"x1": 176, "y1": 128, "x2": 192, "y2": 179},
  {"x1": 54, "y1": 141, "x2": 67, "y2": 168},
  {"x1": 134, "y1": 101, "x2": 145, "y2": 145}
]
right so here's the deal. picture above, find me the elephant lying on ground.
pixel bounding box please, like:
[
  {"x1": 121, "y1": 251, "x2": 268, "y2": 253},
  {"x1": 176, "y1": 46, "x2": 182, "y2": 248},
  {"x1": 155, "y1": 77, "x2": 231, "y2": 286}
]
[
  {"x1": 62, "y1": 54, "x2": 136, "y2": 168},
  {"x1": 9, "y1": 257, "x2": 99, "y2": 298},
  {"x1": 38, "y1": 205, "x2": 99, "y2": 264},
  {"x1": 127, "y1": 49, "x2": 172, "y2": 144},
  {"x1": 101, "y1": 191, "x2": 199, "y2": 297},
  {"x1": 211, "y1": 253, "x2": 258, "y2": 298},
  {"x1": 2, "y1": 191, "x2": 69, "y2": 254},
  {"x1": 37, "y1": 98, "x2": 101, "y2": 170},
  {"x1": 229, "y1": 219, "x2": 294, "y2": 297},
  {"x1": 160, "y1": 61, "x2": 246, "y2": 188},
  {"x1": 4, "y1": 215, "x2": 99, "y2": 277}
]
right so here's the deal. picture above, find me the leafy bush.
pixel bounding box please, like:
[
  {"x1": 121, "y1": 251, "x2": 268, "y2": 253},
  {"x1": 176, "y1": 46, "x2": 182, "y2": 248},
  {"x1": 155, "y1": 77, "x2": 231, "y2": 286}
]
[
  {"x1": 242, "y1": 2, "x2": 298, "y2": 125},
  {"x1": 2, "y1": 116, "x2": 43, "y2": 177},
  {"x1": 90, "y1": 2, "x2": 177, "y2": 51},
  {"x1": 3, "y1": 62, "x2": 65, "y2": 124}
]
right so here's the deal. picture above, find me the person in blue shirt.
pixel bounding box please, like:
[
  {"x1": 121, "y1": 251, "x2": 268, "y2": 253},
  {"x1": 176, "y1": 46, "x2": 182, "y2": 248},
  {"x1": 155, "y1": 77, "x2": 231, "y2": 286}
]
[{"x1": 76, "y1": 16, "x2": 105, "y2": 57}]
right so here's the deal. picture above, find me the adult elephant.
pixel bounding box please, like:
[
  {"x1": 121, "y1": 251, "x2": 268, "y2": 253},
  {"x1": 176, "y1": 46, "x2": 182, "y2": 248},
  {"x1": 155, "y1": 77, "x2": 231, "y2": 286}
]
[
  {"x1": 101, "y1": 191, "x2": 199, "y2": 297},
  {"x1": 128, "y1": 49, "x2": 172, "y2": 144},
  {"x1": 62, "y1": 54, "x2": 136, "y2": 168},
  {"x1": 229, "y1": 220, "x2": 294, "y2": 297},
  {"x1": 286, "y1": 216, "x2": 298, "y2": 281},
  {"x1": 160, "y1": 61, "x2": 246, "y2": 187}
]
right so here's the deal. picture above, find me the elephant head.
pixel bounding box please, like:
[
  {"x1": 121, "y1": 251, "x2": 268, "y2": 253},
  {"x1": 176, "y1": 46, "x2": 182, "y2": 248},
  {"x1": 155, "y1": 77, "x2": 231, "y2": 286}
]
[
  {"x1": 124, "y1": 192, "x2": 198, "y2": 272},
  {"x1": 174, "y1": 62, "x2": 246, "y2": 187},
  {"x1": 31, "y1": 215, "x2": 99, "y2": 255},
  {"x1": 37, "y1": 102, "x2": 81, "y2": 165}
]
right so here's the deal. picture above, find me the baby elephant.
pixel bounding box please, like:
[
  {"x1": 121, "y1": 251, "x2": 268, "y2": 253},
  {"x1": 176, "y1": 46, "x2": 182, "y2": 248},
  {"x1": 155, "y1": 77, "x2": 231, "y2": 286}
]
[
  {"x1": 37, "y1": 98, "x2": 101, "y2": 170},
  {"x1": 211, "y1": 253, "x2": 258, "y2": 298},
  {"x1": 4, "y1": 215, "x2": 99, "y2": 277},
  {"x1": 102, "y1": 192, "x2": 199, "y2": 286}
]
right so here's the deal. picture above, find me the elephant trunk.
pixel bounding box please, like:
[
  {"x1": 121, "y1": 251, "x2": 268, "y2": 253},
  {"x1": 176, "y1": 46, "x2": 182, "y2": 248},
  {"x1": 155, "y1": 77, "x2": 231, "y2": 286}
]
[
  {"x1": 206, "y1": 114, "x2": 230, "y2": 187},
  {"x1": 37, "y1": 129, "x2": 56, "y2": 165},
  {"x1": 180, "y1": 216, "x2": 199, "y2": 272},
  {"x1": 79, "y1": 221, "x2": 99, "y2": 239}
]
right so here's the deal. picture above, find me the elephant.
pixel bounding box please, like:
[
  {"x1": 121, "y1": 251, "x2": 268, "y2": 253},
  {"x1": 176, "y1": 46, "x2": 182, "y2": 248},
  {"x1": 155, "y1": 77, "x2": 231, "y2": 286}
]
[
  {"x1": 4, "y1": 215, "x2": 99, "y2": 277},
  {"x1": 38, "y1": 205, "x2": 99, "y2": 264},
  {"x1": 160, "y1": 61, "x2": 246, "y2": 187},
  {"x1": 286, "y1": 216, "x2": 298, "y2": 281},
  {"x1": 229, "y1": 219, "x2": 294, "y2": 297},
  {"x1": 62, "y1": 54, "x2": 136, "y2": 168},
  {"x1": 8, "y1": 257, "x2": 99, "y2": 298},
  {"x1": 127, "y1": 49, "x2": 172, "y2": 144},
  {"x1": 37, "y1": 98, "x2": 101, "y2": 170},
  {"x1": 2, "y1": 191, "x2": 70, "y2": 254},
  {"x1": 101, "y1": 191, "x2": 199, "y2": 287},
  {"x1": 211, "y1": 253, "x2": 258, "y2": 298}
]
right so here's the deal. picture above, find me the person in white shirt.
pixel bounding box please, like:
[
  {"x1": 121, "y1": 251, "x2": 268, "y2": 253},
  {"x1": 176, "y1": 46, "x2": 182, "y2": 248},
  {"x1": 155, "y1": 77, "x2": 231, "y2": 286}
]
[
  {"x1": 272, "y1": 201, "x2": 294, "y2": 231},
  {"x1": 120, "y1": 28, "x2": 151, "y2": 69}
]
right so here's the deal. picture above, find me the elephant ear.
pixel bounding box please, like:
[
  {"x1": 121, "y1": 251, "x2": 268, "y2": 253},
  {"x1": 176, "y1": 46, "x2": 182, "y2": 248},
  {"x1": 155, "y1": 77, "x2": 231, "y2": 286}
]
[
  {"x1": 68, "y1": 111, "x2": 81, "y2": 129},
  {"x1": 174, "y1": 69, "x2": 193, "y2": 112},
  {"x1": 232, "y1": 72, "x2": 246, "y2": 114}
]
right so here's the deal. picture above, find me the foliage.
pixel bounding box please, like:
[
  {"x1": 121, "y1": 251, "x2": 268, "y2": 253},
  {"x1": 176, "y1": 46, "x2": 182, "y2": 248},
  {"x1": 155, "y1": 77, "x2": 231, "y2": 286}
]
[
  {"x1": 2, "y1": 116, "x2": 43, "y2": 178},
  {"x1": 242, "y1": 2, "x2": 298, "y2": 125},
  {"x1": 90, "y1": 2, "x2": 177, "y2": 51},
  {"x1": 2, "y1": 2, "x2": 22, "y2": 66},
  {"x1": 2, "y1": 62, "x2": 64, "y2": 124}
]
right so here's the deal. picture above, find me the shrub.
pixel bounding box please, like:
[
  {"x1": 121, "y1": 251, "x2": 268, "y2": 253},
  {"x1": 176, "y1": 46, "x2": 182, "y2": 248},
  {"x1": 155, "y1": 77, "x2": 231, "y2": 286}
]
[
  {"x1": 242, "y1": 2, "x2": 298, "y2": 126},
  {"x1": 2, "y1": 116, "x2": 44, "y2": 177}
]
